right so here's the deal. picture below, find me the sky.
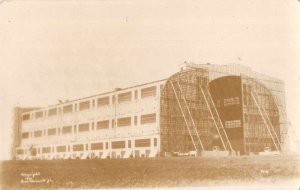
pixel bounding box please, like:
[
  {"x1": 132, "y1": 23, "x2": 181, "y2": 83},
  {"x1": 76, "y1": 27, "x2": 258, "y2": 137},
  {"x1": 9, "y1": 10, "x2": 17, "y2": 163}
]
[{"x1": 0, "y1": 0, "x2": 299, "y2": 160}]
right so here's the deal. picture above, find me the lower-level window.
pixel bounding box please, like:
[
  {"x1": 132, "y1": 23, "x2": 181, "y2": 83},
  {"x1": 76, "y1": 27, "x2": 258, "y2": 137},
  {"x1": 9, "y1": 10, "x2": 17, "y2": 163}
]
[
  {"x1": 17, "y1": 149, "x2": 24, "y2": 155},
  {"x1": 73, "y1": 144, "x2": 84, "y2": 151},
  {"x1": 42, "y1": 147, "x2": 51, "y2": 153},
  {"x1": 111, "y1": 141, "x2": 126, "y2": 149},
  {"x1": 91, "y1": 143, "x2": 103, "y2": 150},
  {"x1": 56, "y1": 146, "x2": 66, "y2": 152},
  {"x1": 135, "y1": 139, "x2": 151, "y2": 147},
  {"x1": 22, "y1": 132, "x2": 29, "y2": 139}
]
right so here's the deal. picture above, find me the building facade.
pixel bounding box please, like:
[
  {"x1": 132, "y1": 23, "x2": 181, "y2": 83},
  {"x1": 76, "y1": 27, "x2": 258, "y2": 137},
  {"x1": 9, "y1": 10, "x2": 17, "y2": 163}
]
[{"x1": 13, "y1": 63, "x2": 291, "y2": 160}]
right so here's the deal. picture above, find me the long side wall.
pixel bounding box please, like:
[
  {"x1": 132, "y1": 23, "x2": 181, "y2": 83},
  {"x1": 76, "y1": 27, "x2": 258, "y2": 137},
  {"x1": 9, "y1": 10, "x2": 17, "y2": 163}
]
[{"x1": 16, "y1": 80, "x2": 166, "y2": 160}]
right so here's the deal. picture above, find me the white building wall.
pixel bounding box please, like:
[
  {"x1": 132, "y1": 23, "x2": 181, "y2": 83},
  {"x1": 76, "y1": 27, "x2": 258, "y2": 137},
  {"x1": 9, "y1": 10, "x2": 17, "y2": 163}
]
[{"x1": 17, "y1": 80, "x2": 166, "y2": 160}]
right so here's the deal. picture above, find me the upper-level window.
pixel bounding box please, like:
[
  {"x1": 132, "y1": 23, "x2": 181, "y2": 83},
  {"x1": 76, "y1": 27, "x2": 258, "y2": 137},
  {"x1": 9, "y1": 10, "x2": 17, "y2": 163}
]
[
  {"x1": 224, "y1": 97, "x2": 240, "y2": 106},
  {"x1": 135, "y1": 138, "x2": 151, "y2": 147},
  {"x1": 22, "y1": 114, "x2": 30, "y2": 121},
  {"x1": 63, "y1": 104, "x2": 73, "y2": 114},
  {"x1": 112, "y1": 119, "x2": 115, "y2": 128},
  {"x1": 134, "y1": 90, "x2": 138, "y2": 99},
  {"x1": 34, "y1": 130, "x2": 42, "y2": 138},
  {"x1": 47, "y1": 128, "x2": 56, "y2": 136},
  {"x1": 35, "y1": 111, "x2": 43, "y2": 119},
  {"x1": 97, "y1": 120, "x2": 109, "y2": 130},
  {"x1": 118, "y1": 92, "x2": 132, "y2": 103},
  {"x1": 79, "y1": 100, "x2": 90, "y2": 111},
  {"x1": 141, "y1": 86, "x2": 156, "y2": 98},
  {"x1": 22, "y1": 132, "x2": 29, "y2": 139},
  {"x1": 62, "y1": 126, "x2": 72, "y2": 134},
  {"x1": 111, "y1": 141, "x2": 125, "y2": 149},
  {"x1": 134, "y1": 116, "x2": 137, "y2": 125},
  {"x1": 97, "y1": 97, "x2": 110, "y2": 107},
  {"x1": 117, "y1": 117, "x2": 131, "y2": 127},
  {"x1": 78, "y1": 123, "x2": 89, "y2": 132},
  {"x1": 48, "y1": 108, "x2": 57, "y2": 116},
  {"x1": 141, "y1": 113, "x2": 156, "y2": 124}
]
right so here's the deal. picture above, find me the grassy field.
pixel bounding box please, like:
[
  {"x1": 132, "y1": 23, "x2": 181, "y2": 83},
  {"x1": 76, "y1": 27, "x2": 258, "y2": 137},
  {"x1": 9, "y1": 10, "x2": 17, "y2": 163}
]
[{"x1": 1, "y1": 155, "x2": 299, "y2": 189}]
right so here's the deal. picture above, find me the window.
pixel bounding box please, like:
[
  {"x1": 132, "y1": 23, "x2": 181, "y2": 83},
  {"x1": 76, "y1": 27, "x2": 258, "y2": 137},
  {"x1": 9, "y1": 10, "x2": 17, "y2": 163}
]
[
  {"x1": 42, "y1": 147, "x2": 51, "y2": 153},
  {"x1": 111, "y1": 141, "x2": 126, "y2": 149},
  {"x1": 48, "y1": 108, "x2": 57, "y2": 116},
  {"x1": 128, "y1": 140, "x2": 131, "y2": 148},
  {"x1": 134, "y1": 116, "x2": 137, "y2": 125},
  {"x1": 134, "y1": 90, "x2": 138, "y2": 99},
  {"x1": 112, "y1": 95, "x2": 116, "y2": 104},
  {"x1": 97, "y1": 97, "x2": 109, "y2": 107},
  {"x1": 22, "y1": 114, "x2": 30, "y2": 121},
  {"x1": 154, "y1": 138, "x2": 157, "y2": 146},
  {"x1": 141, "y1": 113, "x2": 156, "y2": 124},
  {"x1": 117, "y1": 117, "x2": 131, "y2": 127},
  {"x1": 141, "y1": 86, "x2": 156, "y2": 98},
  {"x1": 97, "y1": 120, "x2": 109, "y2": 129},
  {"x1": 112, "y1": 119, "x2": 115, "y2": 128},
  {"x1": 135, "y1": 139, "x2": 151, "y2": 147},
  {"x1": 47, "y1": 128, "x2": 56, "y2": 136},
  {"x1": 22, "y1": 132, "x2": 29, "y2": 139},
  {"x1": 224, "y1": 97, "x2": 240, "y2": 106},
  {"x1": 118, "y1": 92, "x2": 132, "y2": 103},
  {"x1": 56, "y1": 146, "x2": 66, "y2": 152},
  {"x1": 225, "y1": 120, "x2": 241, "y2": 128},
  {"x1": 35, "y1": 111, "x2": 43, "y2": 119},
  {"x1": 34, "y1": 130, "x2": 42, "y2": 138},
  {"x1": 73, "y1": 144, "x2": 84, "y2": 151},
  {"x1": 17, "y1": 149, "x2": 24, "y2": 155},
  {"x1": 62, "y1": 126, "x2": 72, "y2": 134},
  {"x1": 63, "y1": 104, "x2": 73, "y2": 113},
  {"x1": 79, "y1": 101, "x2": 90, "y2": 111},
  {"x1": 91, "y1": 143, "x2": 103, "y2": 150},
  {"x1": 78, "y1": 123, "x2": 89, "y2": 132}
]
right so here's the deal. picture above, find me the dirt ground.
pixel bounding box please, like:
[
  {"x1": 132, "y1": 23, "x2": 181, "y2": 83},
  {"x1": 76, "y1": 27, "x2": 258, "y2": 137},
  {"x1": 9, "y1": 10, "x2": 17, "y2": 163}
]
[{"x1": 1, "y1": 154, "x2": 299, "y2": 189}]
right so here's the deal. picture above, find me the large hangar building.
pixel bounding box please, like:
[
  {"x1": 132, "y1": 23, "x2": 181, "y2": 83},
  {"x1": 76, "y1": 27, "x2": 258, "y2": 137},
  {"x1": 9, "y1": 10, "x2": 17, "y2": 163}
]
[{"x1": 13, "y1": 63, "x2": 292, "y2": 160}]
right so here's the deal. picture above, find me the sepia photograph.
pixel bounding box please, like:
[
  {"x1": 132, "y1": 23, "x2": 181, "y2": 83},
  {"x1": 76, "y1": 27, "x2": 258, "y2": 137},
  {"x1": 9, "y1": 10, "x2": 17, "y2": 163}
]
[{"x1": 0, "y1": 0, "x2": 300, "y2": 189}]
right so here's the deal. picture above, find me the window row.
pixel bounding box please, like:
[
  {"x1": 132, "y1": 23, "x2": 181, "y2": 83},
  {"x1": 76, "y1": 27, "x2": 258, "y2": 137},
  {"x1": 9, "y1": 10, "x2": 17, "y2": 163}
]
[
  {"x1": 224, "y1": 120, "x2": 241, "y2": 128},
  {"x1": 22, "y1": 85, "x2": 161, "y2": 121},
  {"x1": 17, "y1": 138, "x2": 158, "y2": 155},
  {"x1": 21, "y1": 114, "x2": 157, "y2": 139},
  {"x1": 224, "y1": 97, "x2": 240, "y2": 106},
  {"x1": 215, "y1": 97, "x2": 240, "y2": 107}
]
